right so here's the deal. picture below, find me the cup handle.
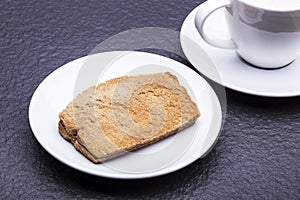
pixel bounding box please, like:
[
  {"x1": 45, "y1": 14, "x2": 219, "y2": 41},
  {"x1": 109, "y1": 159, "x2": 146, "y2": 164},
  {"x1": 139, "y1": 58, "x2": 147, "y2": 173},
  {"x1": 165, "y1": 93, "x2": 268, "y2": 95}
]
[{"x1": 195, "y1": 0, "x2": 236, "y2": 49}]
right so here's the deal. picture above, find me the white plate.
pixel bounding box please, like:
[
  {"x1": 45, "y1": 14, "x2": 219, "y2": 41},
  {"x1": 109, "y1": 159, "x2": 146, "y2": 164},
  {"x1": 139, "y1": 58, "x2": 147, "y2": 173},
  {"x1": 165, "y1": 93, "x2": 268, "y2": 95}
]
[
  {"x1": 29, "y1": 51, "x2": 222, "y2": 179},
  {"x1": 180, "y1": 4, "x2": 300, "y2": 97}
]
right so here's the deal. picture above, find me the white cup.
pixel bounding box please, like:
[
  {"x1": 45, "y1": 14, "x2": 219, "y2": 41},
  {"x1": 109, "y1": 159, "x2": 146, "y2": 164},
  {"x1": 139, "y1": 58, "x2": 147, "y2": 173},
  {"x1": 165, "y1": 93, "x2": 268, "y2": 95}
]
[{"x1": 195, "y1": 0, "x2": 300, "y2": 69}]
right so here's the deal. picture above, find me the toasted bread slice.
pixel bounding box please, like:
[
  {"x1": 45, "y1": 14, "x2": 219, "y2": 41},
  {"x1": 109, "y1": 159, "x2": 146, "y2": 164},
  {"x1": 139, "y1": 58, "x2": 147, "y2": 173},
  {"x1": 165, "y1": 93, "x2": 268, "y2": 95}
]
[{"x1": 58, "y1": 72, "x2": 200, "y2": 163}]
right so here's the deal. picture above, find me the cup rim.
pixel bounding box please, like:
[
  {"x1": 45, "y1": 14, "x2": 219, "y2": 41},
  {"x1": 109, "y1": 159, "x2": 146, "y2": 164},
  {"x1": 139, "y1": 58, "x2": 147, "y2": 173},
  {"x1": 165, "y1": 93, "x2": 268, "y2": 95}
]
[{"x1": 239, "y1": 0, "x2": 300, "y2": 12}]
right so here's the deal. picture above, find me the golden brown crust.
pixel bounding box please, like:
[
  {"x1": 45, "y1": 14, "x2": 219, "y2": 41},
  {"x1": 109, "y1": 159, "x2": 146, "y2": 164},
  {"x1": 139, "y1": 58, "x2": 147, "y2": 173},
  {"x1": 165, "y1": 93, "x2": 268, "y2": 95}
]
[
  {"x1": 58, "y1": 72, "x2": 200, "y2": 163},
  {"x1": 58, "y1": 121, "x2": 71, "y2": 141}
]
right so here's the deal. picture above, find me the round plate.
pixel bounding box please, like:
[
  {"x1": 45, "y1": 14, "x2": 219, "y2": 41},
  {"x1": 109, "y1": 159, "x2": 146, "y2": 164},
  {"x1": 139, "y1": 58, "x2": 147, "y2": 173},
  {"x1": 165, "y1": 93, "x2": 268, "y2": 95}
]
[
  {"x1": 29, "y1": 51, "x2": 222, "y2": 179},
  {"x1": 180, "y1": 4, "x2": 300, "y2": 97}
]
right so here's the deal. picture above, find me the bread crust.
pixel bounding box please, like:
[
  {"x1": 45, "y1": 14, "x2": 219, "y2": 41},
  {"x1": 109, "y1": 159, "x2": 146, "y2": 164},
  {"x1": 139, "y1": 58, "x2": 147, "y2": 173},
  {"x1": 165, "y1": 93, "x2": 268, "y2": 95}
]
[{"x1": 58, "y1": 72, "x2": 200, "y2": 163}]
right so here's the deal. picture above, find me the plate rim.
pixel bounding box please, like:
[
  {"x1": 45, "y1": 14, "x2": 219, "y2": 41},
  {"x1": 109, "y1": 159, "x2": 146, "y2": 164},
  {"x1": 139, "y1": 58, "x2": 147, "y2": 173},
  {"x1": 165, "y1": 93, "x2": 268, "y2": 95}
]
[
  {"x1": 28, "y1": 51, "x2": 223, "y2": 179},
  {"x1": 180, "y1": 4, "x2": 300, "y2": 98}
]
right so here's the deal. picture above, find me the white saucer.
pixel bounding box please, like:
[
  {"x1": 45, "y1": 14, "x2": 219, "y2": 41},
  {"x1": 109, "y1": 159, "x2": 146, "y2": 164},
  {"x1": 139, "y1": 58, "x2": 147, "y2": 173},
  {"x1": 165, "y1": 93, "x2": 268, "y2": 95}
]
[
  {"x1": 29, "y1": 51, "x2": 222, "y2": 179},
  {"x1": 180, "y1": 4, "x2": 300, "y2": 97}
]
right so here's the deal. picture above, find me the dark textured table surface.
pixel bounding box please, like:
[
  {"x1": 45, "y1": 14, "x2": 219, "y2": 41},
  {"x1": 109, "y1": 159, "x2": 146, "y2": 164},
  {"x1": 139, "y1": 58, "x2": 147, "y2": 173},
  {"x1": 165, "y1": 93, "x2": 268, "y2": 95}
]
[{"x1": 1, "y1": 0, "x2": 299, "y2": 199}]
